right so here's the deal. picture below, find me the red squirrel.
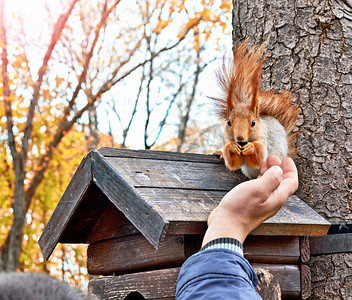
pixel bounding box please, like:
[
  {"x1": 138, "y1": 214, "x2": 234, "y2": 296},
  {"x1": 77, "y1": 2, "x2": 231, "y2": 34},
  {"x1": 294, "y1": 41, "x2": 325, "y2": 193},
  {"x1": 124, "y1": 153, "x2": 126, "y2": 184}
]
[{"x1": 211, "y1": 41, "x2": 299, "y2": 178}]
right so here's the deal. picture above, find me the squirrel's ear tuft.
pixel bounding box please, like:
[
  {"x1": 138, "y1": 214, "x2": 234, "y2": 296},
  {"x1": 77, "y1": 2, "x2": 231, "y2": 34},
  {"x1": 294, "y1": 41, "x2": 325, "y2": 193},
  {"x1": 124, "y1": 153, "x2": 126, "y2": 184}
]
[
  {"x1": 226, "y1": 79, "x2": 235, "y2": 115},
  {"x1": 250, "y1": 93, "x2": 259, "y2": 118},
  {"x1": 250, "y1": 56, "x2": 263, "y2": 118}
]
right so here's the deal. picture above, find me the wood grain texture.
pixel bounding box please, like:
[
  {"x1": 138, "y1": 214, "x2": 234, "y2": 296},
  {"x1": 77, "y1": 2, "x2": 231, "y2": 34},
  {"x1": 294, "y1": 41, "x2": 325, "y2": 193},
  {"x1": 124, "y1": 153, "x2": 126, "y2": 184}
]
[
  {"x1": 87, "y1": 234, "x2": 186, "y2": 275},
  {"x1": 104, "y1": 156, "x2": 244, "y2": 190},
  {"x1": 90, "y1": 150, "x2": 168, "y2": 248},
  {"x1": 137, "y1": 189, "x2": 329, "y2": 236},
  {"x1": 309, "y1": 233, "x2": 352, "y2": 255},
  {"x1": 183, "y1": 235, "x2": 301, "y2": 264},
  {"x1": 98, "y1": 147, "x2": 226, "y2": 164},
  {"x1": 59, "y1": 183, "x2": 110, "y2": 243},
  {"x1": 244, "y1": 236, "x2": 300, "y2": 264},
  {"x1": 87, "y1": 234, "x2": 301, "y2": 277},
  {"x1": 300, "y1": 264, "x2": 311, "y2": 299},
  {"x1": 299, "y1": 236, "x2": 310, "y2": 263},
  {"x1": 89, "y1": 267, "x2": 179, "y2": 299},
  {"x1": 86, "y1": 202, "x2": 139, "y2": 243},
  {"x1": 38, "y1": 155, "x2": 92, "y2": 260}
]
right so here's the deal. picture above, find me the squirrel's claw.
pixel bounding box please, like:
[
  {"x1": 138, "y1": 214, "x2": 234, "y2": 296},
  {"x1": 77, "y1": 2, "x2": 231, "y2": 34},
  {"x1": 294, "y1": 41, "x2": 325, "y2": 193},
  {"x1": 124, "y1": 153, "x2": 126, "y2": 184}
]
[
  {"x1": 241, "y1": 143, "x2": 255, "y2": 156},
  {"x1": 230, "y1": 143, "x2": 242, "y2": 155}
]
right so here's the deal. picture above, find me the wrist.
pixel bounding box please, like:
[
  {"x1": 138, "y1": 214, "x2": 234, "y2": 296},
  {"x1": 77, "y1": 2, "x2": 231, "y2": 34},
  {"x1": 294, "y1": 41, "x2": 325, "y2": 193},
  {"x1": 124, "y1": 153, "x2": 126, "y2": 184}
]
[
  {"x1": 204, "y1": 209, "x2": 248, "y2": 245},
  {"x1": 200, "y1": 237, "x2": 244, "y2": 256}
]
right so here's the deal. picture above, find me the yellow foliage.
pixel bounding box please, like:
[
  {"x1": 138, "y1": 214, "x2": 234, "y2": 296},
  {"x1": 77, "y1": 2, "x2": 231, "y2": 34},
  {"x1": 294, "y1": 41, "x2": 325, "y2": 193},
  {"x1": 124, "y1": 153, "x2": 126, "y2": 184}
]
[
  {"x1": 220, "y1": 0, "x2": 232, "y2": 11},
  {"x1": 201, "y1": 8, "x2": 211, "y2": 21},
  {"x1": 154, "y1": 19, "x2": 172, "y2": 34}
]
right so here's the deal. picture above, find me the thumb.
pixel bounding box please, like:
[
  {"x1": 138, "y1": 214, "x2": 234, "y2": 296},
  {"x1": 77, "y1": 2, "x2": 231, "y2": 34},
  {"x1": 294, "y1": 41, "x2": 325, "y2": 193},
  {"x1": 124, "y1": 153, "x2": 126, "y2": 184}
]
[{"x1": 257, "y1": 165, "x2": 283, "y2": 198}]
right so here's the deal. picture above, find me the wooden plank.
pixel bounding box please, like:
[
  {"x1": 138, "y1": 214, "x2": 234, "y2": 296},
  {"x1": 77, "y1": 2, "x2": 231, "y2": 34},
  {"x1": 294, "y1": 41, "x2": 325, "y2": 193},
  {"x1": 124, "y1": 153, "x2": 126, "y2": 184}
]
[
  {"x1": 244, "y1": 236, "x2": 300, "y2": 264},
  {"x1": 90, "y1": 150, "x2": 168, "y2": 248},
  {"x1": 87, "y1": 233, "x2": 301, "y2": 277},
  {"x1": 87, "y1": 234, "x2": 186, "y2": 275},
  {"x1": 137, "y1": 188, "x2": 223, "y2": 222},
  {"x1": 86, "y1": 203, "x2": 139, "y2": 243},
  {"x1": 59, "y1": 183, "x2": 109, "y2": 243},
  {"x1": 89, "y1": 267, "x2": 179, "y2": 299},
  {"x1": 300, "y1": 236, "x2": 310, "y2": 263},
  {"x1": 252, "y1": 264, "x2": 301, "y2": 298},
  {"x1": 309, "y1": 233, "x2": 352, "y2": 255},
  {"x1": 98, "y1": 147, "x2": 226, "y2": 164},
  {"x1": 38, "y1": 155, "x2": 92, "y2": 260},
  {"x1": 301, "y1": 264, "x2": 311, "y2": 299},
  {"x1": 252, "y1": 195, "x2": 330, "y2": 237},
  {"x1": 105, "y1": 156, "x2": 245, "y2": 190},
  {"x1": 136, "y1": 189, "x2": 330, "y2": 236},
  {"x1": 183, "y1": 235, "x2": 300, "y2": 264}
]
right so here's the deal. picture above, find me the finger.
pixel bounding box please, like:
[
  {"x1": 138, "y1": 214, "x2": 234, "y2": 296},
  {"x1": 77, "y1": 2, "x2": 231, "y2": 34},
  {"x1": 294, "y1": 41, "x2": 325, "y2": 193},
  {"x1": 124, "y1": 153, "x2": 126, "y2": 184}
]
[
  {"x1": 266, "y1": 155, "x2": 281, "y2": 168},
  {"x1": 279, "y1": 157, "x2": 299, "y2": 196},
  {"x1": 257, "y1": 165, "x2": 283, "y2": 200},
  {"x1": 266, "y1": 157, "x2": 298, "y2": 209},
  {"x1": 260, "y1": 160, "x2": 268, "y2": 176},
  {"x1": 260, "y1": 155, "x2": 281, "y2": 176}
]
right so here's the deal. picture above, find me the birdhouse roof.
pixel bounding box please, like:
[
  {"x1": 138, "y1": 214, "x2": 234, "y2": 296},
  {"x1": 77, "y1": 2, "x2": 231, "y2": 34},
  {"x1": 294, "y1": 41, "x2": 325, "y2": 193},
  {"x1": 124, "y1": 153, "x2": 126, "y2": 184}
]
[{"x1": 39, "y1": 148, "x2": 330, "y2": 260}]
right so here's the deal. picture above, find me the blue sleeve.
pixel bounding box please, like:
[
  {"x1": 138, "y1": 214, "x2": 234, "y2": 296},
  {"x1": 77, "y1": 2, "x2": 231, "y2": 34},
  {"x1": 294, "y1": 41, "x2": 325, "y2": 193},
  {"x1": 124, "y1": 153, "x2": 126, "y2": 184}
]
[{"x1": 176, "y1": 249, "x2": 262, "y2": 300}]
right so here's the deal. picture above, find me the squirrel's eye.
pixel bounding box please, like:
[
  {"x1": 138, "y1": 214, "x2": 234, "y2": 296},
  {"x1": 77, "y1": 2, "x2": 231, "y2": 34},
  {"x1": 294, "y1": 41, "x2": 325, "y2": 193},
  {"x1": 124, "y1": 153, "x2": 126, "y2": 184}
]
[
  {"x1": 227, "y1": 119, "x2": 231, "y2": 127},
  {"x1": 251, "y1": 120, "x2": 256, "y2": 127}
]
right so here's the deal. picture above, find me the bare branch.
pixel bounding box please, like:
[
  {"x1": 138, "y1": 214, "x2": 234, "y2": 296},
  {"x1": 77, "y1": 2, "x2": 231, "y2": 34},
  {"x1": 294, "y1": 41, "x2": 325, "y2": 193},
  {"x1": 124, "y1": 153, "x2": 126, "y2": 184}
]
[
  {"x1": 121, "y1": 64, "x2": 146, "y2": 147},
  {"x1": 177, "y1": 47, "x2": 204, "y2": 151},
  {"x1": 20, "y1": 0, "x2": 80, "y2": 166},
  {"x1": 148, "y1": 78, "x2": 186, "y2": 149},
  {"x1": 94, "y1": 21, "x2": 198, "y2": 99},
  {"x1": 25, "y1": 0, "x2": 121, "y2": 203}
]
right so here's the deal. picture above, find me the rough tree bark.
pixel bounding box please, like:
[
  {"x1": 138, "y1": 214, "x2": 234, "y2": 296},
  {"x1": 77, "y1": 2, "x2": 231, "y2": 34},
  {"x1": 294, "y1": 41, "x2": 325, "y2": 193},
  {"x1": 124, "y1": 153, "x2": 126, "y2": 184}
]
[{"x1": 232, "y1": 0, "x2": 352, "y2": 299}]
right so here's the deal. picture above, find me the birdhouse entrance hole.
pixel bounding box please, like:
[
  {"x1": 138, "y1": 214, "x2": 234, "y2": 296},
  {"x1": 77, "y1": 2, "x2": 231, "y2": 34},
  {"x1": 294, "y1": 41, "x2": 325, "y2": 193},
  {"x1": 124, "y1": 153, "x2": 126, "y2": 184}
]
[{"x1": 124, "y1": 292, "x2": 146, "y2": 300}]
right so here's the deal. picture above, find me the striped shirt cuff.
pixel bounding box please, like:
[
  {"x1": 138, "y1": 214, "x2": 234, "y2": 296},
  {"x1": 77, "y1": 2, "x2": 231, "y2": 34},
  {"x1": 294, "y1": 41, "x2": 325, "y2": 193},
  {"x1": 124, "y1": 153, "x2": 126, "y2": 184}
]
[{"x1": 200, "y1": 237, "x2": 244, "y2": 256}]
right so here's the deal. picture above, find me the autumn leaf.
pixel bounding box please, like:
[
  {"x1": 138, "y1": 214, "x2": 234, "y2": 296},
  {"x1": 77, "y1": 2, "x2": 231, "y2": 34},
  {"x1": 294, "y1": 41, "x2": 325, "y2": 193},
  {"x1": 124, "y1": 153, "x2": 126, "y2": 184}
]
[
  {"x1": 201, "y1": 8, "x2": 211, "y2": 21},
  {"x1": 220, "y1": 0, "x2": 232, "y2": 11},
  {"x1": 154, "y1": 19, "x2": 172, "y2": 33}
]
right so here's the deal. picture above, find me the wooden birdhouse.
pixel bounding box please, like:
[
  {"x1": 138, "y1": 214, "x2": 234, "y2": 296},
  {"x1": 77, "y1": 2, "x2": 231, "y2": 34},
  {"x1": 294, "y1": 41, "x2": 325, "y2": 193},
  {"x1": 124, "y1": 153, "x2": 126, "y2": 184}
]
[{"x1": 39, "y1": 148, "x2": 330, "y2": 299}]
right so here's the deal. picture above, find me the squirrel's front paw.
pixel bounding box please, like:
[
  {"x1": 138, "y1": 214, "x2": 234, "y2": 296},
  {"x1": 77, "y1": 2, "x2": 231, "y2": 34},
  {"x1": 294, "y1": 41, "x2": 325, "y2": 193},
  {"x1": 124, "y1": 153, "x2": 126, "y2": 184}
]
[
  {"x1": 223, "y1": 142, "x2": 243, "y2": 170},
  {"x1": 242, "y1": 141, "x2": 265, "y2": 168},
  {"x1": 241, "y1": 143, "x2": 255, "y2": 156},
  {"x1": 230, "y1": 142, "x2": 242, "y2": 155}
]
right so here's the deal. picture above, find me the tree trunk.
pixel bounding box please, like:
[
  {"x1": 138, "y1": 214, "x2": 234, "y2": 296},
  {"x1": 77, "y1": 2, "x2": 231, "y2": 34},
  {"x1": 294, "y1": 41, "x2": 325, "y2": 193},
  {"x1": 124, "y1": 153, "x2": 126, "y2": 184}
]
[
  {"x1": 232, "y1": 0, "x2": 352, "y2": 299},
  {"x1": 1, "y1": 180, "x2": 26, "y2": 271}
]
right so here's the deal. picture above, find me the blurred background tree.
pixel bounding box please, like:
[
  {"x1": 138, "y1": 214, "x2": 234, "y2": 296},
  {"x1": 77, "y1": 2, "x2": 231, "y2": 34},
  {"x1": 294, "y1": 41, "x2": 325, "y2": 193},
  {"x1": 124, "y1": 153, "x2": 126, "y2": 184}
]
[{"x1": 0, "y1": 0, "x2": 231, "y2": 288}]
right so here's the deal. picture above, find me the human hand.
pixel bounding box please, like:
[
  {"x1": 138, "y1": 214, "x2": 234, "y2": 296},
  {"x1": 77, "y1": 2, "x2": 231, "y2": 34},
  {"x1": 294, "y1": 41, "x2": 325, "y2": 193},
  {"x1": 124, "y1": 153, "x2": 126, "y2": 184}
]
[{"x1": 203, "y1": 155, "x2": 298, "y2": 246}]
